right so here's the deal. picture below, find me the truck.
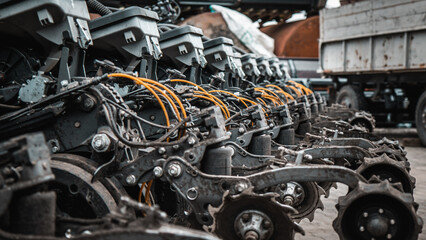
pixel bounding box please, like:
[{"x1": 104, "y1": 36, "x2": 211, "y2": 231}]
[{"x1": 319, "y1": 0, "x2": 426, "y2": 145}]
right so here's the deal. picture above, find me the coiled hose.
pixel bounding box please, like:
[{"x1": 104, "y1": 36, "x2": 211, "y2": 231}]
[{"x1": 86, "y1": 0, "x2": 112, "y2": 16}]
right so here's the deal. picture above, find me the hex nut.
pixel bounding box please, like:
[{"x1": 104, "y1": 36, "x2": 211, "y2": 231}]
[{"x1": 153, "y1": 166, "x2": 164, "y2": 177}]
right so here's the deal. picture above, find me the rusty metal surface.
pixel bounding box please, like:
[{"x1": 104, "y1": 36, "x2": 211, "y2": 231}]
[
  {"x1": 261, "y1": 16, "x2": 319, "y2": 58},
  {"x1": 320, "y1": 0, "x2": 426, "y2": 74}
]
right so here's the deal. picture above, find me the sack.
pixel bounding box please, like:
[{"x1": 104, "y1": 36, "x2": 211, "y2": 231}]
[{"x1": 210, "y1": 5, "x2": 275, "y2": 57}]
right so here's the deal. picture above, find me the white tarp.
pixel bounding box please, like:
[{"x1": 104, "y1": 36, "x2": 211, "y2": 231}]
[{"x1": 210, "y1": 5, "x2": 276, "y2": 57}]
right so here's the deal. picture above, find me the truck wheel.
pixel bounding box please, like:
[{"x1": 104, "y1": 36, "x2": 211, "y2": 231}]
[
  {"x1": 336, "y1": 85, "x2": 366, "y2": 110},
  {"x1": 415, "y1": 91, "x2": 426, "y2": 146}
]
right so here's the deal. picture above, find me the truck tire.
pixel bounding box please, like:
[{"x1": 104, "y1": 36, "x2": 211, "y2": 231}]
[
  {"x1": 336, "y1": 85, "x2": 366, "y2": 110},
  {"x1": 416, "y1": 91, "x2": 426, "y2": 146}
]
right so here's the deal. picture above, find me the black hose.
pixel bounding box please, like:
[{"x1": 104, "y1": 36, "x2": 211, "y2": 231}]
[{"x1": 86, "y1": 0, "x2": 112, "y2": 16}]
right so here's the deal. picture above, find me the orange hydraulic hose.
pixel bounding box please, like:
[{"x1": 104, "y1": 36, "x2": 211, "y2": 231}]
[
  {"x1": 170, "y1": 79, "x2": 209, "y2": 93},
  {"x1": 108, "y1": 73, "x2": 170, "y2": 127},
  {"x1": 194, "y1": 91, "x2": 230, "y2": 118},
  {"x1": 256, "y1": 97, "x2": 268, "y2": 107},
  {"x1": 193, "y1": 94, "x2": 228, "y2": 118},
  {"x1": 138, "y1": 78, "x2": 187, "y2": 118},
  {"x1": 255, "y1": 89, "x2": 281, "y2": 105},
  {"x1": 209, "y1": 90, "x2": 249, "y2": 108},
  {"x1": 238, "y1": 97, "x2": 258, "y2": 106},
  {"x1": 261, "y1": 95, "x2": 279, "y2": 106},
  {"x1": 146, "y1": 83, "x2": 181, "y2": 121},
  {"x1": 289, "y1": 80, "x2": 313, "y2": 95},
  {"x1": 170, "y1": 79, "x2": 230, "y2": 118},
  {"x1": 145, "y1": 180, "x2": 153, "y2": 206},
  {"x1": 265, "y1": 84, "x2": 295, "y2": 101},
  {"x1": 138, "y1": 182, "x2": 146, "y2": 203},
  {"x1": 286, "y1": 85, "x2": 302, "y2": 98},
  {"x1": 255, "y1": 87, "x2": 284, "y2": 105}
]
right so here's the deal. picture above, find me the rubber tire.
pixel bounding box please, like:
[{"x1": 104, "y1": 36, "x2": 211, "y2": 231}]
[
  {"x1": 336, "y1": 85, "x2": 366, "y2": 110},
  {"x1": 415, "y1": 90, "x2": 426, "y2": 146}
]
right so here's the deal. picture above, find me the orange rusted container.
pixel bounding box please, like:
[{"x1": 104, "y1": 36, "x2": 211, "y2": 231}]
[{"x1": 261, "y1": 16, "x2": 319, "y2": 58}]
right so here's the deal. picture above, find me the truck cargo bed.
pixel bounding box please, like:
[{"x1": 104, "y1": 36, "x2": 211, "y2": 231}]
[{"x1": 320, "y1": 0, "x2": 426, "y2": 75}]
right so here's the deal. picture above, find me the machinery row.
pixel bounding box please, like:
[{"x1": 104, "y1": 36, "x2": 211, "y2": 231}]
[{"x1": 0, "y1": 0, "x2": 422, "y2": 239}]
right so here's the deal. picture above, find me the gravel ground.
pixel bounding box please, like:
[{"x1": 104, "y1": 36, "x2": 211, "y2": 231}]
[{"x1": 295, "y1": 146, "x2": 426, "y2": 240}]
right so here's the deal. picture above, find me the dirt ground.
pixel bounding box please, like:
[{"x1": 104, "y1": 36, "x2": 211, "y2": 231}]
[{"x1": 295, "y1": 146, "x2": 426, "y2": 240}]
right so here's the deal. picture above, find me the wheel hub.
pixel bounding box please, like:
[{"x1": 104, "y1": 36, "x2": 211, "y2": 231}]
[
  {"x1": 234, "y1": 210, "x2": 273, "y2": 240},
  {"x1": 358, "y1": 207, "x2": 397, "y2": 239},
  {"x1": 276, "y1": 182, "x2": 305, "y2": 207}
]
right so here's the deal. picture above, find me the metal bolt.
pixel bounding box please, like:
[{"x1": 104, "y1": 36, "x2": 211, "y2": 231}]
[
  {"x1": 378, "y1": 208, "x2": 384, "y2": 214},
  {"x1": 173, "y1": 145, "x2": 180, "y2": 150},
  {"x1": 386, "y1": 234, "x2": 392, "y2": 239},
  {"x1": 390, "y1": 219, "x2": 395, "y2": 225},
  {"x1": 280, "y1": 183, "x2": 287, "y2": 190},
  {"x1": 153, "y1": 166, "x2": 163, "y2": 177},
  {"x1": 263, "y1": 220, "x2": 271, "y2": 229},
  {"x1": 242, "y1": 213, "x2": 250, "y2": 222},
  {"x1": 363, "y1": 212, "x2": 369, "y2": 218},
  {"x1": 168, "y1": 164, "x2": 182, "y2": 177},
  {"x1": 283, "y1": 196, "x2": 294, "y2": 206},
  {"x1": 65, "y1": 229, "x2": 72, "y2": 238},
  {"x1": 126, "y1": 175, "x2": 136, "y2": 184},
  {"x1": 61, "y1": 80, "x2": 69, "y2": 87},
  {"x1": 187, "y1": 137, "x2": 196, "y2": 145},
  {"x1": 74, "y1": 121, "x2": 81, "y2": 128},
  {"x1": 238, "y1": 127, "x2": 245, "y2": 134},
  {"x1": 158, "y1": 147, "x2": 166, "y2": 154},
  {"x1": 359, "y1": 226, "x2": 365, "y2": 232},
  {"x1": 269, "y1": 123, "x2": 274, "y2": 128},
  {"x1": 150, "y1": 115, "x2": 156, "y2": 120},
  {"x1": 235, "y1": 183, "x2": 247, "y2": 193},
  {"x1": 296, "y1": 187, "x2": 302, "y2": 194},
  {"x1": 91, "y1": 134, "x2": 111, "y2": 152},
  {"x1": 304, "y1": 154, "x2": 313, "y2": 161},
  {"x1": 83, "y1": 97, "x2": 95, "y2": 110},
  {"x1": 51, "y1": 146, "x2": 59, "y2": 153}
]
